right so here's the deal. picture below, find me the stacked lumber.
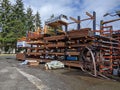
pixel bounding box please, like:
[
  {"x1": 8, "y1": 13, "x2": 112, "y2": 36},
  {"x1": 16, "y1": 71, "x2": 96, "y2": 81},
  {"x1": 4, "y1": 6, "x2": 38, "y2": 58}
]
[
  {"x1": 46, "y1": 42, "x2": 65, "y2": 48},
  {"x1": 68, "y1": 28, "x2": 93, "y2": 39},
  {"x1": 16, "y1": 53, "x2": 25, "y2": 60},
  {"x1": 27, "y1": 31, "x2": 43, "y2": 40},
  {"x1": 44, "y1": 35, "x2": 66, "y2": 41}
]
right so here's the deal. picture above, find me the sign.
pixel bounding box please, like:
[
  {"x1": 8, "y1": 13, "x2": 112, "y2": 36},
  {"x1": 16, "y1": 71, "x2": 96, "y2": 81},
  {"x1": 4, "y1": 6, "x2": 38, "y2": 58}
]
[{"x1": 17, "y1": 41, "x2": 31, "y2": 47}]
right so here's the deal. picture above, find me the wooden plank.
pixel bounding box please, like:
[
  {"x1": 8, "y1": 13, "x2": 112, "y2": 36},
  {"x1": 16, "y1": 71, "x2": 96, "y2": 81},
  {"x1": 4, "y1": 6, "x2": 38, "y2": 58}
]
[
  {"x1": 27, "y1": 33, "x2": 43, "y2": 40},
  {"x1": 70, "y1": 17, "x2": 80, "y2": 23},
  {"x1": 48, "y1": 52, "x2": 64, "y2": 56},
  {"x1": 46, "y1": 43, "x2": 66, "y2": 48},
  {"x1": 68, "y1": 28, "x2": 93, "y2": 39},
  {"x1": 28, "y1": 60, "x2": 39, "y2": 66},
  {"x1": 86, "y1": 12, "x2": 94, "y2": 19},
  {"x1": 64, "y1": 61, "x2": 81, "y2": 68},
  {"x1": 47, "y1": 20, "x2": 68, "y2": 27},
  {"x1": 44, "y1": 35, "x2": 66, "y2": 41},
  {"x1": 26, "y1": 41, "x2": 45, "y2": 45},
  {"x1": 66, "y1": 52, "x2": 80, "y2": 56},
  {"x1": 26, "y1": 52, "x2": 43, "y2": 56}
]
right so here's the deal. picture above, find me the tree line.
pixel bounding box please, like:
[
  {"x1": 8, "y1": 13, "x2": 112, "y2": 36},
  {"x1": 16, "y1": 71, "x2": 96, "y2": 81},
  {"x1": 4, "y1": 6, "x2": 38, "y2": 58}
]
[{"x1": 0, "y1": 0, "x2": 42, "y2": 53}]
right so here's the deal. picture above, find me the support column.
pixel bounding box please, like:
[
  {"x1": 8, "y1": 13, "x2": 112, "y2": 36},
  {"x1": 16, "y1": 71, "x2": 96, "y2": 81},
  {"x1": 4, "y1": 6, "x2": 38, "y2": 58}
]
[
  {"x1": 93, "y1": 11, "x2": 96, "y2": 35},
  {"x1": 77, "y1": 16, "x2": 80, "y2": 30}
]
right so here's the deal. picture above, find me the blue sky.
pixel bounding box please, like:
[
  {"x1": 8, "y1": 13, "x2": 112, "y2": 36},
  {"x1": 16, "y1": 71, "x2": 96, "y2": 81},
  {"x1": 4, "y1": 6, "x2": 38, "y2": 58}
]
[{"x1": 11, "y1": 0, "x2": 120, "y2": 30}]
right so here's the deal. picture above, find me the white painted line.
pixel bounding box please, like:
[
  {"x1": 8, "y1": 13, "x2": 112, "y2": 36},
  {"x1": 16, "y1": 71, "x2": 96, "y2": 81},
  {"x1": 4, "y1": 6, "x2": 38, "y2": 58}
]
[{"x1": 15, "y1": 68, "x2": 50, "y2": 90}]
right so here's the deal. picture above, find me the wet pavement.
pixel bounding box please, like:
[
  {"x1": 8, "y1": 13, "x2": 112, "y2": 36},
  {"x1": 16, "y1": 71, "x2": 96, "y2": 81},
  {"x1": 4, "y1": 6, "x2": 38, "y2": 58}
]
[{"x1": 0, "y1": 54, "x2": 120, "y2": 90}]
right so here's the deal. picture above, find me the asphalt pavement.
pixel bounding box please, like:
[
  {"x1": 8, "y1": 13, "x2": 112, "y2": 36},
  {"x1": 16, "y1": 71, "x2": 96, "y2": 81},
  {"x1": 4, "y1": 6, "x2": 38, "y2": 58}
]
[{"x1": 0, "y1": 54, "x2": 120, "y2": 90}]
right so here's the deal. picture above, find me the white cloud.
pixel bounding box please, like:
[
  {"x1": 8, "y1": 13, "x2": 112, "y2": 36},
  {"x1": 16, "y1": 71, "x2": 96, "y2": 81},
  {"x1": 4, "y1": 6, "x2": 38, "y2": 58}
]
[
  {"x1": 10, "y1": 0, "x2": 120, "y2": 30},
  {"x1": 21, "y1": 0, "x2": 83, "y2": 29},
  {"x1": 78, "y1": 0, "x2": 120, "y2": 30}
]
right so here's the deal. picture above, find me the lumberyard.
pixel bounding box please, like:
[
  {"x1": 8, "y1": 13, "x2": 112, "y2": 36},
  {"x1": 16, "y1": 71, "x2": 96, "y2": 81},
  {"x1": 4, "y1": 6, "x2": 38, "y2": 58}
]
[
  {"x1": 17, "y1": 12, "x2": 120, "y2": 78},
  {"x1": 0, "y1": 0, "x2": 120, "y2": 90}
]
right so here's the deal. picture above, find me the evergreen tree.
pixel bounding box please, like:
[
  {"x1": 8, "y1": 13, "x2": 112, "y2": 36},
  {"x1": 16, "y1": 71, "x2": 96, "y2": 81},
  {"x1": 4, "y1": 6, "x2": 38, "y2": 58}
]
[
  {"x1": 0, "y1": 0, "x2": 13, "y2": 52},
  {"x1": 14, "y1": 0, "x2": 25, "y2": 19},
  {"x1": 0, "y1": 0, "x2": 26, "y2": 53},
  {"x1": 34, "y1": 11, "x2": 42, "y2": 30},
  {"x1": 0, "y1": 0, "x2": 12, "y2": 36},
  {"x1": 26, "y1": 7, "x2": 34, "y2": 31},
  {"x1": 0, "y1": 0, "x2": 43, "y2": 53},
  {"x1": 11, "y1": 0, "x2": 26, "y2": 36}
]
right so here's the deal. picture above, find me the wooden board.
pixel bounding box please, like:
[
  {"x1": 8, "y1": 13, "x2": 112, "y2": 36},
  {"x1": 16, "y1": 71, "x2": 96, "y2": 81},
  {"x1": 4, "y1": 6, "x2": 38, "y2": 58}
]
[
  {"x1": 28, "y1": 60, "x2": 39, "y2": 66},
  {"x1": 44, "y1": 35, "x2": 66, "y2": 41}
]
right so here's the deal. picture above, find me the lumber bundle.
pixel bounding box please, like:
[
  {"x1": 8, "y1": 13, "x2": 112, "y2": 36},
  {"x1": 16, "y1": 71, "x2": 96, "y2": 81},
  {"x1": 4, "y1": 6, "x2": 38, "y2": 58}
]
[
  {"x1": 27, "y1": 32, "x2": 43, "y2": 40},
  {"x1": 44, "y1": 35, "x2": 66, "y2": 41},
  {"x1": 16, "y1": 53, "x2": 25, "y2": 60},
  {"x1": 68, "y1": 28, "x2": 93, "y2": 39},
  {"x1": 46, "y1": 42, "x2": 65, "y2": 48}
]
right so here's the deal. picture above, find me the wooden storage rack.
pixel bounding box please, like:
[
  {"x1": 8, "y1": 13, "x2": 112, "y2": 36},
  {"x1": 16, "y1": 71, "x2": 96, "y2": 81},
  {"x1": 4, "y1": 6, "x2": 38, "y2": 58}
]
[
  {"x1": 25, "y1": 31, "x2": 45, "y2": 62},
  {"x1": 16, "y1": 28, "x2": 120, "y2": 77},
  {"x1": 43, "y1": 34, "x2": 66, "y2": 62},
  {"x1": 16, "y1": 13, "x2": 120, "y2": 77}
]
